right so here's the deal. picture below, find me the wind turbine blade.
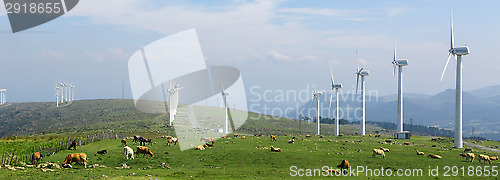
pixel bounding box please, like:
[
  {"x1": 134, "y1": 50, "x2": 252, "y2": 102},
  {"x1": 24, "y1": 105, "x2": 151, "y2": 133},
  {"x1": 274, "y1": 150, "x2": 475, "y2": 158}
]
[
  {"x1": 330, "y1": 66, "x2": 335, "y2": 86},
  {"x1": 450, "y1": 7, "x2": 454, "y2": 49},
  {"x1": 356, "y1": 74, "x2": 360, "y2": 94},
  {"x1": 329, "y1": 91, "x2": 333, "y2": 111},
  {"x1": 440, "y1": 53, "x2": 453, "y2": 81},
  {"x1": 221, "y1": 83, "x2": 225, "y2": 95},
  {"x1": 356, "y1": 50, "x2": 359, "y2": 71}
]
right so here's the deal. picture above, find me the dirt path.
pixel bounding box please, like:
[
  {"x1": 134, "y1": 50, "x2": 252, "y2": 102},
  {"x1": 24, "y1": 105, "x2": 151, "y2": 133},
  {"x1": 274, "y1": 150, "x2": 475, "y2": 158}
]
[{"x1": 464, "y1": 142, "x2": 500, "y2": 153}]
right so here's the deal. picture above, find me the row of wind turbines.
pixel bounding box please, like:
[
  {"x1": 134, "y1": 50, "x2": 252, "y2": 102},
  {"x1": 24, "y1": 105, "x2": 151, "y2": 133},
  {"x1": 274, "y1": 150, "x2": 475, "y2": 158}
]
[{"x1": 312, "y1": 8, "x2": 469, "y2": 148}]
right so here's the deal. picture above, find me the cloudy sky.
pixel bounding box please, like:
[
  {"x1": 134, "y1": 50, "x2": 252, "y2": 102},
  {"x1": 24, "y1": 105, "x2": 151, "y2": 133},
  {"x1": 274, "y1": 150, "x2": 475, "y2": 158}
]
[{"x1": 0, "y1": 0, "x2": 499, "y2": 103}]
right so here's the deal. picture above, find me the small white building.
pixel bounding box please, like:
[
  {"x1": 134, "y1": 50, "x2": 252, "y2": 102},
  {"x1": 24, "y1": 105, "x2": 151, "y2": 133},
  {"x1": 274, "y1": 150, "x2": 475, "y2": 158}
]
[{"x1": 395, "y1": 131, "x2": 411, "y2": 139}]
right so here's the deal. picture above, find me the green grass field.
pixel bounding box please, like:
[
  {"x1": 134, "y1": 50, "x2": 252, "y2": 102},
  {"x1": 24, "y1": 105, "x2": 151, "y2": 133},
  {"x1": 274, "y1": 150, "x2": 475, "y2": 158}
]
[{"x1": 1, "y1": 134, "x2": 499, "y2": 179}]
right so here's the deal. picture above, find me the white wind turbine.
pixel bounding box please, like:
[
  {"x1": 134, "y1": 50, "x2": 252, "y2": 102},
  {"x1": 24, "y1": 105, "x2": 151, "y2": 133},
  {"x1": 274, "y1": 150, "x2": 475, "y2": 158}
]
[
  {"x1": 312, "y1": 83, "x2": 323, "y2": 135},
  {"x1": 355, "y1": 52, "x2": 370, "y2": 135},
  {"x1": 392, "y1": 39, "x2": 408, "y2": 132},
  {"x1": 328, "y1": 67, "x2": 342, "y2": 136},
  {"x1": 0, "y1": 89, "x2": 6, "y2": 105},
  {"x1": 221, "y1": 84, "x2": 230, "y2": 134},
  {"x1": 440, "y1": 8, "x2": 470, "y2": 149},
  {"x1": 165, "y1": 82, "x2": 182, "y2": 127},
  {"x1": 55, "y1": 84, "x2": 60, "y2": 107}
]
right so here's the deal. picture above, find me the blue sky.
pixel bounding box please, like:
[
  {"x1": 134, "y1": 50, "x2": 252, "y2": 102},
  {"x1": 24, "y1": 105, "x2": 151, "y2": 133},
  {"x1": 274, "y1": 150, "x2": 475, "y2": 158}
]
[{"x1": 0, "y1": 0, "x2": 499, "y2": 103}]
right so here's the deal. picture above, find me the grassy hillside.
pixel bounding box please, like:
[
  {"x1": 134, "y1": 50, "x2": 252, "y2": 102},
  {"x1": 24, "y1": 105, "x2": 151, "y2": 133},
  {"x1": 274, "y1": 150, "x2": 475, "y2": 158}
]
[
  {"x1": 1, "y1": 135, "x2": 498, "y2": 179},
  {"x1": 0, "y1": 99, "x2": 394, "y2": 139}
]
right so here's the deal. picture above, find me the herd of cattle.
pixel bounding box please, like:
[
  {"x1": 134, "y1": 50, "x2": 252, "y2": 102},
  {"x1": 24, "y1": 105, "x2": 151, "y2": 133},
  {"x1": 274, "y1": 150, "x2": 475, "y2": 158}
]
[{"x1": 27, "y1": 134, "x2": 499, "y2": 170}]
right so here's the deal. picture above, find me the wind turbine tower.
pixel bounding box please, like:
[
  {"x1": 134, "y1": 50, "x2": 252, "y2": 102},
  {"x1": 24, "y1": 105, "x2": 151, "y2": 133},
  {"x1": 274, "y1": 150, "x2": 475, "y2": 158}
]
[
  {"x1": 440, "y1": 8, "x2": 470, "y2": 148},
  {"x1": 392, "y1": 39, "x2": 408, "y2": 132},
  {"x1": 329, "y1": 67, "x2": 342, "y2": 136},
  {"x1": 166, "y1": 82, "x2": 182, "y2": 127},
  {"x1": 355, "y1": 52, "x2": 370, "y2": 135},
  {"x1": 313, "y1": 85, "x2": 323, "y2": 135},
  {"x1": 221, "y1": 84, "x2": 230, "y2": 134},
  {"x1": 0, "y1": 89, "x2": 6, "y2": 105}
]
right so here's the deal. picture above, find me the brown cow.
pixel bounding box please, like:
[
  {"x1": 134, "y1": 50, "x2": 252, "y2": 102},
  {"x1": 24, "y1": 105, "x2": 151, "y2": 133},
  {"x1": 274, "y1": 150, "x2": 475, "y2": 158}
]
[
  {"x1": 270, "y1": 135, "x2": 277, "y2": 141},
  {"x1": 62, "y1": 153, "x2": 88, "y2": 168},
  {"x1": 31, "y1": 152, "x2": 43, "y2": 165},
  {"x1": 68, "y1": 140, "x2": 78, "y2": 150},
  {"x1": 121, "y1": 139, "x2": 127, "y2": 146},
  {"x1": 337, "y1": 160, "x2": 349, "y2": 170},
  {"x1": 136, "y1": 146, "x2": 154, "y2": 157}
]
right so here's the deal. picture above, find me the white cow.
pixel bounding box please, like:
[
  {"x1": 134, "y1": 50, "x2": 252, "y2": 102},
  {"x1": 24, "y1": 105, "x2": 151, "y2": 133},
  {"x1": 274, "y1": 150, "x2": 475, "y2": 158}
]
[{"x1": 124, "y1": 146, "x2": 134, "y2": 160}]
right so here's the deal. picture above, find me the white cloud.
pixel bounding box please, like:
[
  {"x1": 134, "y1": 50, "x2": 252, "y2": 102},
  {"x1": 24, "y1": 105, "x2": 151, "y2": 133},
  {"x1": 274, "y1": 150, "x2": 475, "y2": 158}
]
[
  {"x1": 267, "y1": 50, "x2": 291, "y2": 61},
  {"x1": 40, "y1": 50, "x2": 66, "y2": 59}
]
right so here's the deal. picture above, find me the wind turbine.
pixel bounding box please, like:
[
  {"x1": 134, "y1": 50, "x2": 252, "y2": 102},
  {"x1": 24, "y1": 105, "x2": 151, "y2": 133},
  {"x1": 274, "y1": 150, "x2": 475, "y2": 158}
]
[
  {"x1": 392, "y1": 39, "x2": 408, "y2": 132},
  {"x1": 328, "y1": 67, "x2": 342, "y2": 136},
  {"x1": 440, "y1": 8, "x2": 470, "y2": 148},
  {"x1": 0, "y1": 89, "x2": 6, "y2": 105},
  {"x1": 221, "y1": 84, "x2": 230, "y2": 134},
  {"x1": 355, "y1": 52, "x2": 370, "y2": 135},
  {"x1": 165, "y1": 82, "x2": 182, "y2": 127},
  {"x1": 55, "y1": 84, "x2": 60, "y2": 107},
  {"x1": 312, "y1": 83, "x2": 323, "y2": 135},
  {"x1": 60, "y1": 82, "x2": 64, "y2": 103}
]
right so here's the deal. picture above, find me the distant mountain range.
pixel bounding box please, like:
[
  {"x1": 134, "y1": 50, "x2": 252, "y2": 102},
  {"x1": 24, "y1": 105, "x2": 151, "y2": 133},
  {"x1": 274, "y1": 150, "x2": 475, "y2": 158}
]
[{"x1": 253, "y1": 85, "x2": 500, "y2": 140}]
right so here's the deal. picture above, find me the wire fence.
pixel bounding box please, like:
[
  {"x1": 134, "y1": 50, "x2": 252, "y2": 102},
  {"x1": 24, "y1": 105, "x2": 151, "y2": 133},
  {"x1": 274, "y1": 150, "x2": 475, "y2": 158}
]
[{"x1": 0, "y1": 131, "x2": 126, "y2": 166}]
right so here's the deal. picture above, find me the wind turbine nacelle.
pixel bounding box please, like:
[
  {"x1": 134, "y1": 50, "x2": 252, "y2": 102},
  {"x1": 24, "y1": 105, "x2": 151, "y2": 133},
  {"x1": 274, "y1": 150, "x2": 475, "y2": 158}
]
[
  {"x1": 223, "y1": 92, "x2": 230, "y2": 96},
  {"x1": 333, "y1": 84, "x2": 343, "y2": 89},
  {"x1": 314, "y1": 92, "x2": 324, "y2": 96},
  {"x1": 452, "y1": 46, "x2": 470, "y2": 56},
  {"x1": 360, "y1": 70, "x2": 370, "y2": 76},
  {"x1": 395, "y1": 59, "x2": 408, "y2": 66}
]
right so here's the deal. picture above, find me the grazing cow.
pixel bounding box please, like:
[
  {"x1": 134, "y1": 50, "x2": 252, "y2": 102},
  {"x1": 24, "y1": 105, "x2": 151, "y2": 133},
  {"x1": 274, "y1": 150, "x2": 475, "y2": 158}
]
[
  {"x1": 369, "y1": 134, "x2": 373, "y2": 137},
  {"x1": 136, "y1": 146, "x2": 154, "y2": 157},
  {"x1": 195, "y1": 144, "x2": 208, "y2": 150},
  {"x1": 403, "y1": 142, "x2": 410, "y2": 145},
  {"x1": 374, "y1": 135, "x2": 381, "y2": 138},
  {"x1": 305, "y1": 135, "x2": 312, "y2": 138},
  {"x1": 380, "y1": 147, "x2": 390, "y2": 152},
  {"x1": 428, "y1": 154, "x2": 442, "y2": 159},
  {"x1": 124, "y1": 146, "x2": 134, "y2": 160},
  {"x1": 372, "y1": 149, "x2": 386, "y2": 158},
  {"x1": 167, "y1": 137, "x2": 178, "y2": 146},
  {"x1": 459, "y1": 153, "x2": 467, "y2": 157},
  {"x1": 288, "y1": 139, "x2": 295, "y2": 144},
  {"x1": 31, "y1": 152, "x2": 43, "y2": 165},
  {"x1": 133, "y1": 135, "x2": 144, "y2": 143},
  {"x1": 463, "y1": 148, "x2": 473, "y2": 152},
  {"x1": 355, "y1": 132, "x2": 359, "y2": 135},
  {"x1": 241, "y1": 136, "x2": 246, "y2": 139},
  {"x1": 62, "y1": 153, "x2": 88, "y2": 168},
  {"x1": 478, "y1": 154, "x2": 492, "y2": 164},
  {"x1": 338, "y1": 134, "x2": 344, "y2": 137},
  {"x1": 270, "y1": 135, "x2": 277, "y2": 141},
  {"x1": 96, "y1": 150, "x2": 107, "y2": 155},
  {"x1": 466, "y1": 153, "x2": 475, "y2": 162},
  {"x1": 68, "y1": 140, "x2": 78, "y2": 150},
  {"x1": 140, "y1": 138, "x2": 152, "y2": 146},
  {"x1": 337, "y1": 160, "x2": 349, "y2": 170},
  {"x1": 200, "y1": 137, "x2": 214, "y2": 143},
  {"x1": 121, "y1": 139, "x2": 127, "y2": 146},
  {"x1": 270, "y1": 146, "x2": 281, "y2": 152},
  {"x1": 431, "y1": 138, "x2": 438, "y2": 141},
  {"x1": 233, "y1": 134, "x2": 239, "y2": 137},
  {"x1": 319, "y1": 135, "x2": 324, "y2": 138},
  {"x1": 416, "y1": 151, "x2": 425, "y2": 155},
  {"x1": 490, "y1": 155, "x2": 499, "y2": 161}
]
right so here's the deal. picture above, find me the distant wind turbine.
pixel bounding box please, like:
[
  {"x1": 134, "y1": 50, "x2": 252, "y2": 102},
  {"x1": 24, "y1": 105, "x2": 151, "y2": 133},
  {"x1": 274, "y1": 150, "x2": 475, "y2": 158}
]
[
  {"x1": 355, "y1": 51, "x2": 370, "y2": 135},
  {"x1": 328, "y1": 66, "x2": 342, "y2": 136},
  {"x1": 392, "y1": 38, "x2": 408, "y2": 132}
]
